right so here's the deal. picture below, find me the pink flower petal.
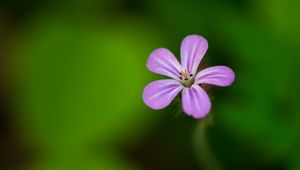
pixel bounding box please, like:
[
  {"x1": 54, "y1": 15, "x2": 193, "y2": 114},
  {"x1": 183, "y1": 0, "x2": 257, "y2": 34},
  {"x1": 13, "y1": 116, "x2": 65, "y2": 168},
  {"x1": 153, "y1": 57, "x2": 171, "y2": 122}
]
[
  {"x1": 182, "y1": 84, "x2": 211, "y2": 119},
  {"x1": 180, "y1": 35, "x2": 208, "y2": 74},
  {"x1": 195, "y1": 66, "x2": 235, "y2": 87},
  {"x1": 143, "y1": 79, "x2": 183, "y2": 110},
  {"x1": 147, "y1": 48, "x2": 182, "y2": 80}
]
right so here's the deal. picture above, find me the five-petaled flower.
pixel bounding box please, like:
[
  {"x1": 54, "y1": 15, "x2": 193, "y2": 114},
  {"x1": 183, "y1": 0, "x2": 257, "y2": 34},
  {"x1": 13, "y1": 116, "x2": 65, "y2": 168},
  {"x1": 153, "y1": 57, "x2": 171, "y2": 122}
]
[{"x1": 142, "y1": 35, "x2": 235, "y2": 119}]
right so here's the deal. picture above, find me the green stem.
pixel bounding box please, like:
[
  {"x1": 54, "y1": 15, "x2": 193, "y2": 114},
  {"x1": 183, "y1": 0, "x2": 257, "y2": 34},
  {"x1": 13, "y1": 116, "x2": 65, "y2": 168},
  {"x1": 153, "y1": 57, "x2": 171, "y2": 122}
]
[{"x1": 193, "y1": 116, "x2": 223, "y2": 170}]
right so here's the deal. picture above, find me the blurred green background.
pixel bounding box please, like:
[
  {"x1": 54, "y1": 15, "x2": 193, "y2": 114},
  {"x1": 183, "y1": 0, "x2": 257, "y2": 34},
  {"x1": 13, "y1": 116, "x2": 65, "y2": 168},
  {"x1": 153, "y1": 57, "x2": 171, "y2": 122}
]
[{"x1": 1, "y1": 0, "x2": 300, "y2": 169}]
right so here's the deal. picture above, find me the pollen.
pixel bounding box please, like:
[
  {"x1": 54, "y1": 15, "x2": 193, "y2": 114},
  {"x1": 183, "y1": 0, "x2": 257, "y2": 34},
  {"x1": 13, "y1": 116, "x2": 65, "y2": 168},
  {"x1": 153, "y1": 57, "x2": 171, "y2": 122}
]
[{"x1": 179, "y1": 70, "x2": 192, "y2": 81}]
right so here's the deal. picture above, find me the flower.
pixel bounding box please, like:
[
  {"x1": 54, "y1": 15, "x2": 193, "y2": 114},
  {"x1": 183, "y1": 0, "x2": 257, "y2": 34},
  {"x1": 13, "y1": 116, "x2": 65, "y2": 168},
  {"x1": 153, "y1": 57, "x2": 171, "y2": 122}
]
[{"x1": 143, "y1": 35, "x2": 235, "y2": 119}]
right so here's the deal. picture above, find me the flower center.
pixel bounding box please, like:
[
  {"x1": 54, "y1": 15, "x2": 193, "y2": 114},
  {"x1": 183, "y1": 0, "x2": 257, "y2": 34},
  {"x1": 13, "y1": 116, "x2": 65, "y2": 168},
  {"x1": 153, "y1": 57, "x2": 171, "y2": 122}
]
[{"x1": 179, "y1": 70, "x2": 194, "y2": 87}]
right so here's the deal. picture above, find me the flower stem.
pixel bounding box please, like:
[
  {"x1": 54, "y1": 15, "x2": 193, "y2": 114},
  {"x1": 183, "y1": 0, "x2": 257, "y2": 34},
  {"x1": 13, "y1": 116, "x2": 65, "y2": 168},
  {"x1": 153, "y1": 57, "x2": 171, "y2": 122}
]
[{"x1": 193, "y1": 115, "x2": 223, "y2": 170}]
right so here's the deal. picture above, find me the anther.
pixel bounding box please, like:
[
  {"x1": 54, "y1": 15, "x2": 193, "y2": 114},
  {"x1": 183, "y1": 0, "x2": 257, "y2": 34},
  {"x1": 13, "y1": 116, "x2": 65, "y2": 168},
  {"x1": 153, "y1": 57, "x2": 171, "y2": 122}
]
[
  {"x1": 189, "y1": 74, "x2": 193, "y2": 77},
  {"x1": 179, "y1": 77, "x2": 183, "y2": 80},
  {"x1": 184, "y1": 78, "x2": 188, "y2": 81}
]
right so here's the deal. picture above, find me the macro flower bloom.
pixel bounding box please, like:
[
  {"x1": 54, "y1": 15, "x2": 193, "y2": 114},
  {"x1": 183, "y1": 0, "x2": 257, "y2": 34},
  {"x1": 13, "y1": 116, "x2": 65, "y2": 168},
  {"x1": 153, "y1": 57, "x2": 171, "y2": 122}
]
[{"x1": 142, "y1": 35, "x2": 235, "y2": 119}]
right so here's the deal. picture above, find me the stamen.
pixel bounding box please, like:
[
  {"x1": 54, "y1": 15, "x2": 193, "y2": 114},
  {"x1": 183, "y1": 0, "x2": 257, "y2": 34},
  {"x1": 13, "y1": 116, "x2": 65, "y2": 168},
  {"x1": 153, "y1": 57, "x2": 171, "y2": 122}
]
[{"x1": 179, "y1": 69, "x2": 193, "y2": 81}]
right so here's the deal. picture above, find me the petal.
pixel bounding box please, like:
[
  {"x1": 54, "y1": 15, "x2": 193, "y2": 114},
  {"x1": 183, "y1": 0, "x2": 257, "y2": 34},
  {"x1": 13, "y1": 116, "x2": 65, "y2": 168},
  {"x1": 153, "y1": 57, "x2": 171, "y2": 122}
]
[
  {"x1": 147, "y1": 48, "x2": 182, "y2": 80},
  {"x1": 182, "y1": 84, "x2": 211, "y2": 119},
  {"x1": 143, "y1": 79, "x2": 183, "y2": 110},
  {"x1": 180, "y1": 35, "x2": 208, "y2": 74},
  {"x1": 195, "y1": 66, "x2": 235, "y2": 87}
]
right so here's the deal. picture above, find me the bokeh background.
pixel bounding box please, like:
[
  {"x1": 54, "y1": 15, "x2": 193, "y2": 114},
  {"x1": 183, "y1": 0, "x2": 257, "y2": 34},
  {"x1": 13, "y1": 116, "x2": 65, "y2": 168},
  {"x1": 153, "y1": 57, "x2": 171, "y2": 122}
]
[{"x1": 1, "y1": 0, "x2": 300, "y2": 169}]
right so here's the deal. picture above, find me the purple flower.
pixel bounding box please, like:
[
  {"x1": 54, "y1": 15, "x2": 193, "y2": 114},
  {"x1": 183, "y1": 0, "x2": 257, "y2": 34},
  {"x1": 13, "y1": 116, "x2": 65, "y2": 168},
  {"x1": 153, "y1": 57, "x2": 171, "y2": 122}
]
[{"x1": 143, "y1": 35, "x2": 235, "y2": 119}]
